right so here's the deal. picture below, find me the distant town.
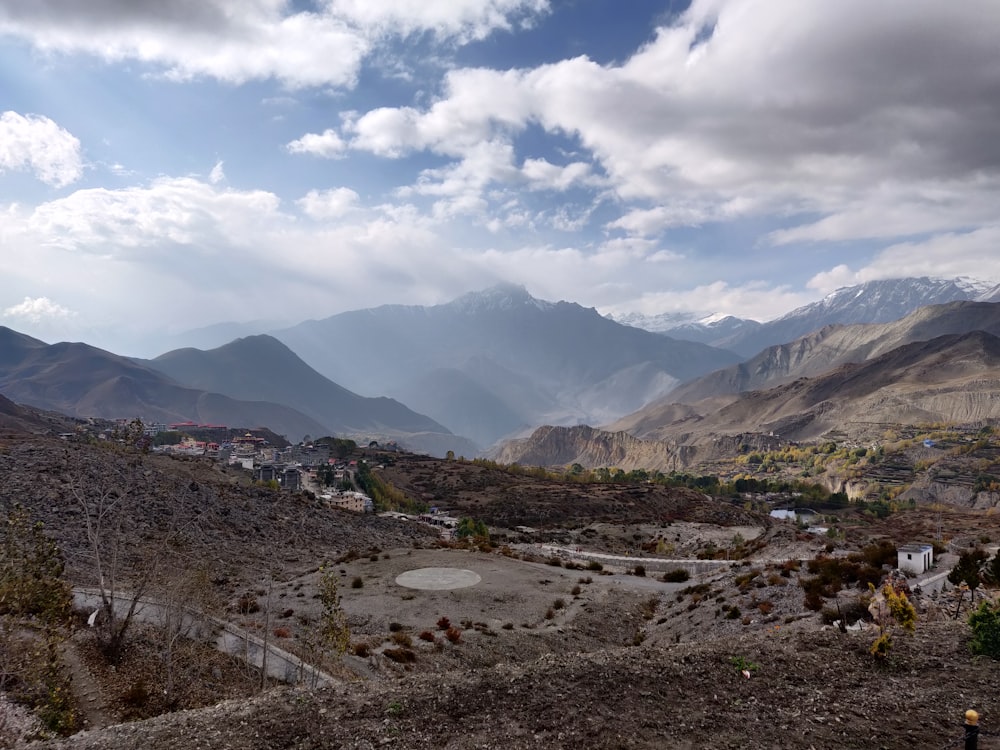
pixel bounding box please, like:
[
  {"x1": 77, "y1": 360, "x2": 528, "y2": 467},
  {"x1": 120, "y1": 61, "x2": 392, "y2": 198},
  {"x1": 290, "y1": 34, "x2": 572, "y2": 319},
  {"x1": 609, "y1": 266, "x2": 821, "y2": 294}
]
[{"x1": 75, "y1": 418, "x2": 465, "y2": 531}]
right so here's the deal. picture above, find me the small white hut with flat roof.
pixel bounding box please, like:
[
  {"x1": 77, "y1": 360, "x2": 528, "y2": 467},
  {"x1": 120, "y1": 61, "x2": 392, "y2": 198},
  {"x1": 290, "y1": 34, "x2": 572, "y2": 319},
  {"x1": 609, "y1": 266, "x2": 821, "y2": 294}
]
[{"x1": 897, "y1": 543, "x2": 933, "y2": 575}]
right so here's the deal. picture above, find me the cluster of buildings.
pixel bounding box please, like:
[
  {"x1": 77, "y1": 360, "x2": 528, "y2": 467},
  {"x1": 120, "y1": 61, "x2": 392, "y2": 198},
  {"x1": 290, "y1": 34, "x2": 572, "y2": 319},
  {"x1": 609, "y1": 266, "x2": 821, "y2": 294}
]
[{"x1": 118, "y1": 418, "x2": 377, "y2": 512}]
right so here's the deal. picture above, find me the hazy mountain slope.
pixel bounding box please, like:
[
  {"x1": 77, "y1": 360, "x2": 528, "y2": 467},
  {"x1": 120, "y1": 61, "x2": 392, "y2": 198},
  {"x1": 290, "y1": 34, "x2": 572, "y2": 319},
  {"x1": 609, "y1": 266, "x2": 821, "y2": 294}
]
[
  {"x1": 155, "y1": 319, "x2": 285, "y2": 354},
  {"x1": 274, "y1": 285, "x2": 740, "y2": 445},
  {"x1": 500, "y1": 331, "x2": 1000, "y2": 470},
  {"x1": 612, "y1": 311, "x2": 763, "y2": 346},
  {"x1": 149, "y1": 335, "x2": 449, "y2": 436},
  {"x1": 0, "y1": 326, "x2": 49, "y2": 368},
  {"x1": 661, "y1": 315, "x2": 763, "y2": 345},
  {"x1": 0, "y1": 392, "x2": 77, "y2": 434},
  {"x1": 626, "y1": 331, "x2": 1000, "y2": 443},
  {"x1": 716, "y1": 277, "x2": 989, "y2": 357},
  {"x1": 391, "y1": 367, "x2": 527, "y2": 447},
  {"x1": 664, "y1": 300, "x2": 1000, "y2": 405},
  {"x1": 979, "y1": 283, "x2": 1000, "y2": 302},
  {"x1": 0, "y1": 327, "x2": 328, "y2": 441}
]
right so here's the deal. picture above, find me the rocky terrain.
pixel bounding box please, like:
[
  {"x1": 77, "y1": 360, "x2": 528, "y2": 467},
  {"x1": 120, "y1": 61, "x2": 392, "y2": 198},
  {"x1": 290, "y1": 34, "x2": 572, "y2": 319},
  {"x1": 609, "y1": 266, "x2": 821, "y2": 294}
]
[
  {"x1": 377, "y1": 451, "x2": 759, "y2": 528},
  {"x1": 0, "y1": 433, "x2": 437, "y2": 588},
  {"x1": 36, "y1": 619, "x2": 1000, "y2": 750},
  {"x1": 4, "y1": 431, "x2": 1000, "y2": 749}
]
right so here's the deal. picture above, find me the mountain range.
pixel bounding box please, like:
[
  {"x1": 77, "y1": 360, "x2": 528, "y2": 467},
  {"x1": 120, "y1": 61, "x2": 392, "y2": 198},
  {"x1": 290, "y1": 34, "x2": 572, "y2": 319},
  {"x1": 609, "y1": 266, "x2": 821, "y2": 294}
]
[
  {"x1": 657, "y1": 300, "x2": 1000, "y2": 407},
  {"x1": 619, "y1": 276, "x2": 998, "y2": 357},
  {"x1": 0, "y1": 327, "x2": 333, "y2": 442},
  {"x1": 0, "y1": 327, "x2": 475, "y2": 454},
  {"x1": 3, "y1": 275, "x2": 999, "y2": 462},
  {"x1": 272, "y1": 283, "x2": 740, "y2": 447},
  {"x1": 498, "y1": 327, "x2": 1000, "y2": 469}
]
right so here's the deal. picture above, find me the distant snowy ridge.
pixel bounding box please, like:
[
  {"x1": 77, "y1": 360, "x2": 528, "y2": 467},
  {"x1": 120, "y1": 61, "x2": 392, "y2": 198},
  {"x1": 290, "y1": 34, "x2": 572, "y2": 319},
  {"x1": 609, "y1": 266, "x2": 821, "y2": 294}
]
[{"x1": 609, "y1": 276, "x2": 998, "y2": 355}]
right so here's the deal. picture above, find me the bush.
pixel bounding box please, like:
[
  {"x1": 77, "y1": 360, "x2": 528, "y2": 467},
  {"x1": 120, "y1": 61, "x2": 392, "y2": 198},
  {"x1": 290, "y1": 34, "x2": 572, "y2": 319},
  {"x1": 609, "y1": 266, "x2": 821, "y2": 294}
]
[
  {"x1": 586, "y1": 561, "x2": 603, "y2": 572},
  {"x1": 803, "y1": 588, "x2": 824, "y2": 612},
  {"x1": 390, "y1": 631, "x2": 413, "y2": 647},
  {"x1": 273, "y1": 626, "x2": 291, "y2": 639},
  {"x1": 968, "y1": 600, "x2": 1000, "y2": 659},
  {"x1": 633, "y1": 565, "x2": 646, "y2": 577},
  {"x1": 436, "y1": 616, "x2": 451, "y2": 631},
  {"x1": 553, "y1": 598, "x2": 566, "y2": 610},
  {"x1": 351, "y1": 577, "x2": 364, "y2": 589},
  {"x1": 662, "y1": 569, "x2": 690, "y2": 583},
  {"x1": 388, "y1": 622, "x2": 404, "y2": 632},
  {"x1": 383, "y1": 647, "x2": 417, "y2": 664},
  {"x1": 352, "y1": 642, "x2": 371, "y2": 657},
  {"x1": 571, "y1": 585, "x2": 582, "y2": 596},
  {"x1": 418, "y1": 630, "x2": 435, "y2": 642},
  {"x1": 444, "y1": 626, "x2": 462, "y2": 643}
]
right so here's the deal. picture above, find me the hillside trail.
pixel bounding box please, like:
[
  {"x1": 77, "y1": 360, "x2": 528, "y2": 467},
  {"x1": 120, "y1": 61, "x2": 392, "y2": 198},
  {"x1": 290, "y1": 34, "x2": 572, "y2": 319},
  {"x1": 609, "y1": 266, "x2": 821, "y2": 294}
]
[{"x1": 59, "y1": 634, "x2": 114, "y2": 732}]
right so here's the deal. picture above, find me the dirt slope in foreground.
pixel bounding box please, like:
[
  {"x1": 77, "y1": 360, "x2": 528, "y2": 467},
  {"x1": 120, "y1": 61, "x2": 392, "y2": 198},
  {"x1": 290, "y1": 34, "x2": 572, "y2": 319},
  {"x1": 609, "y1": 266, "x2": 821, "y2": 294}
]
[{"x1": 39, "y1": 619, "x2": 997, "y2": 750}]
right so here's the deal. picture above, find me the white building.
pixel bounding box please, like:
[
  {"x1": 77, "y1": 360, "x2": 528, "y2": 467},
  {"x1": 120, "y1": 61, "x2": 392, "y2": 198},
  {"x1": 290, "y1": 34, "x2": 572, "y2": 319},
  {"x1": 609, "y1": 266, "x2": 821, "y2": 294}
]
[{"x1": 897, "y1": 543, "x2": 934, "y2": 575}]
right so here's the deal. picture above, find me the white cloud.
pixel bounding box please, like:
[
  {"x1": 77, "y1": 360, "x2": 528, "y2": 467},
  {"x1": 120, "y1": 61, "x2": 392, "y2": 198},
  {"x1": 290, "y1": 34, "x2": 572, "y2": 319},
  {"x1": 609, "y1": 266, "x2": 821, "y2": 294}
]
[
  {"x1": 0, "y1": 5, "x2": 368, "y2": 89},
  {"x1": 297, "y1": 187, "x2": 360, "y2": 219},
  {"x1": 0, "y1": 111, "x2": 82, "y2": 187},
  {"x1": 807, "y1": 226, "x2": 1000, "y2": 295},
  {"x1": 0, "y1": 168, "x2": 784, "y2": 345},
  {"x1": 3, "y1": 296, "x2": 75, "y2": 323},
  {"x1": 208, "y1": 161, "x2": 226, "y2": 184},
  {"x1": 327, "y1": 0, "x2": 1000, "y2": 244},
  {"x1": 26, "y1": 177, "x2": 282, "y2": 251},
  {"x1": 286, "y1": 129, "x2": 347, "y2": 158},
  {"x1": 521, "y1": 158, "x2": 593, "y2": 191},
  {"x1": 0, "y1": 0, "x2": 550, "y2": 89}
]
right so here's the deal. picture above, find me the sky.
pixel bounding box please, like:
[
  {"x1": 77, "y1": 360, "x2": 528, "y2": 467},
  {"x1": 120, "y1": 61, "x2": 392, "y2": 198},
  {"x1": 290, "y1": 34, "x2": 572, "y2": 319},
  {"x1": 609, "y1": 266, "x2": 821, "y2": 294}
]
[{"x1": 2, "y1": 0, "x2": 1000, "y2": 356}]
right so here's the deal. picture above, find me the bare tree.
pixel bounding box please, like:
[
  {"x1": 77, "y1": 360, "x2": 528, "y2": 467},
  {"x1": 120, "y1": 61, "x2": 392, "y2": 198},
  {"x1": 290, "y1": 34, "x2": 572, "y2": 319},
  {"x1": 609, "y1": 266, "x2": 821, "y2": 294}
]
[
  {"x1": 154, "y1": 563, "x2": 220, "y2": 705},
  {"x1": 71, "y1": 450, "x2": 203, "y2": 665}
]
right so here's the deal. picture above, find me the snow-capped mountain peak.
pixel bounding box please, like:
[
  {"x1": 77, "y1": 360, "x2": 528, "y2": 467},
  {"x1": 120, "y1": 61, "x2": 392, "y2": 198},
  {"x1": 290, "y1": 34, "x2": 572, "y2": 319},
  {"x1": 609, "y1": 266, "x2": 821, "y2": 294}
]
[{"x1": 447, "y1": 283, "x2": 554, "y2": 314}]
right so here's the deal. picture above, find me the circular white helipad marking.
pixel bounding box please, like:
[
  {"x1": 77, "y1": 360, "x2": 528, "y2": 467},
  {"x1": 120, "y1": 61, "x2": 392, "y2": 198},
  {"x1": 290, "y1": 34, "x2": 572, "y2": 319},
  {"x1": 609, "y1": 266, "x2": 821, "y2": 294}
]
[{"x1": 395, "y1": 567, "x2": 482, "y2": 591}]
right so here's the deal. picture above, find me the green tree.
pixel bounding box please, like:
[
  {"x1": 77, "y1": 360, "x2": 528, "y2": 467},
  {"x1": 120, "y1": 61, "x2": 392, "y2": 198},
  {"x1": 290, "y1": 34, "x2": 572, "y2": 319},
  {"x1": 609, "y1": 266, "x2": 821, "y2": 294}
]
[
  {"x1": 455, "y1": 517, "x2": 489, "y2": 540},
  {"x1": 982, "y1": 550, "x2": 1000, "y2": 586},
  {"x1": 968, "y1": 600, "x2": 1000, "y2": 659},
  {"x1": 0, "y1": 505, "x2": 75, "y2": 735},
  {"x1": 0, "y1": 505, "x2": 72, "y2": 622},
  {"x1": 869, "y1": 582, "x2": 916, "y2": 660},
  {"x1": 948, "y1": 548, "x2": 988, "y2": 594},
  {"x1": 302, "y1": 566, "x2": 350, "y2": 687}
]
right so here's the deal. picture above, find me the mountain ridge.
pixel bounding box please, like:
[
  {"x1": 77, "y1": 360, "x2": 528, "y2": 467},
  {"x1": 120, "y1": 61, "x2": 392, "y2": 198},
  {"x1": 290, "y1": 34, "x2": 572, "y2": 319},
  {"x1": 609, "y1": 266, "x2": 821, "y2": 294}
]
[
  {"x1": 498, "y1": 330, "x2": 1000, "y2": 470},
  {"x1": 149, "y1": 335, "x2": 450, "y2": 436},
  {"x1": 656, "y1": 299, "x2": 1000, "y2": 407},
  {"x1": 274, "y1": 285, "x2": 741, "y2": 447},
  {"x1": 616, "y1": 276, "x2": 996, "y2": 354},
  {"x1": 0, "y1": 327, "x2": 331, "y2": 442}
]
